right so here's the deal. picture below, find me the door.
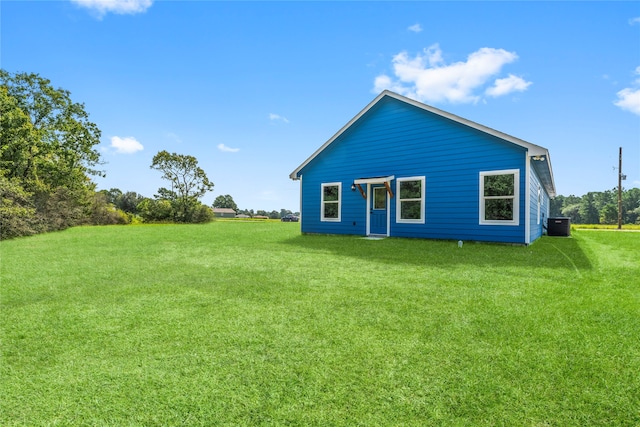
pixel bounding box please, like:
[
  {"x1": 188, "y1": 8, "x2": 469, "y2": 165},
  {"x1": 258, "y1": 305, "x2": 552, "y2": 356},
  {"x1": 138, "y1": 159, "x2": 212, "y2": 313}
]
[{"x1": 370, "y1": 185, "x2": 387, "y2": 235}]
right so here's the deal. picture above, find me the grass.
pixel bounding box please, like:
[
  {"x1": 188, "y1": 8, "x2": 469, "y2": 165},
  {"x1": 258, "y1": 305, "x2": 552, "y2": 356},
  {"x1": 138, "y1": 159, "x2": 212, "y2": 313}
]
[
  {"x1": 573, "y1": 223, "x2": 640, "y2": 230},
  {"x1": 1, "y1": 223, "x2": 638, "y2": 426}
]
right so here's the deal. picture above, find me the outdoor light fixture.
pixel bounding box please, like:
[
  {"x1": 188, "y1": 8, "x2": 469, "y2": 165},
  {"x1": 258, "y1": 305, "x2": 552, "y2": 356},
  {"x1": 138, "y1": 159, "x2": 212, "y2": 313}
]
[
  {"x1": 351, "y1": 183, "x2": 356, "y2": 191},
  {"x1": 533, "y1": 155, "x2": 545, "y2": 161}
]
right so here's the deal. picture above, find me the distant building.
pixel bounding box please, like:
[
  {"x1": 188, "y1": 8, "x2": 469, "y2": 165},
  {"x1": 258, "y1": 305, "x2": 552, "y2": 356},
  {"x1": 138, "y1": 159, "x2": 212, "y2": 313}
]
[{"x1": 212, "y1": 208, "x2": 236, "y2": 218}]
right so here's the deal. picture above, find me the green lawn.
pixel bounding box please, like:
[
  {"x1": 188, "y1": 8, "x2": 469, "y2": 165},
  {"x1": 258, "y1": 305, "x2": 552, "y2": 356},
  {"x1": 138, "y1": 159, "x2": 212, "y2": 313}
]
[{"x1": 1, "y1": 223, "x2": 638, "y2": 426}]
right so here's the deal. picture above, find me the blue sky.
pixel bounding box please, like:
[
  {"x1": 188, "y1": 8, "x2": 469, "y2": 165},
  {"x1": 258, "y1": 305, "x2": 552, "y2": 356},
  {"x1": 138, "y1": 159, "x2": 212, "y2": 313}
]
[{"x1": 2, "y1": 1, "x2": 639, "y2": 212}]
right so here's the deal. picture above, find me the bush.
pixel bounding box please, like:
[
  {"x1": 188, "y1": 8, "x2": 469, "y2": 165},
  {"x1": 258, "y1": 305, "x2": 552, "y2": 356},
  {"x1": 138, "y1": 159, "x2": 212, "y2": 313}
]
[{"x1": 0, "y1": 176, "x2": 39, "y2": 240}]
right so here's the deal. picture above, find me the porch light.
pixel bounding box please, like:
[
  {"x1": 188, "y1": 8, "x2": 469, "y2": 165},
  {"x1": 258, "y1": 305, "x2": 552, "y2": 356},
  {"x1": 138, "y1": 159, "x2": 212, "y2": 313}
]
[{"x1": 351, "y1": 183, "x2": 356, "y2": 191}]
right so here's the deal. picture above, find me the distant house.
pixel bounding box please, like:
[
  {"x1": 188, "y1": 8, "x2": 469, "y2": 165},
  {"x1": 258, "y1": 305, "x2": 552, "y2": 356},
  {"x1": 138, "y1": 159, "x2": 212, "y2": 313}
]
[
  {"x1": 289, "y1": 90, "x2": 556, "y2": 245},
  {"x1": 212, "y1": 208, "x2": 236, "y2": 218}
]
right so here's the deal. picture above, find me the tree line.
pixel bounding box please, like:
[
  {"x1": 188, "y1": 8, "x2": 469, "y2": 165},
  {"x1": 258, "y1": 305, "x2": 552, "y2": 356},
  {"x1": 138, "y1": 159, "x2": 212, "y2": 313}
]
[{"x1": 550, "y1": 188, "x2": 640, "y2": 225}]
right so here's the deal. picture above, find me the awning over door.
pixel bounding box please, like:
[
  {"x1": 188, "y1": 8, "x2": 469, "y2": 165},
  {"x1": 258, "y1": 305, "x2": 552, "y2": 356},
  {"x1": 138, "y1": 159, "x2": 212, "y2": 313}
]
[{"x1": 353, "y1": 175, "x2": 395, "y2": 199}]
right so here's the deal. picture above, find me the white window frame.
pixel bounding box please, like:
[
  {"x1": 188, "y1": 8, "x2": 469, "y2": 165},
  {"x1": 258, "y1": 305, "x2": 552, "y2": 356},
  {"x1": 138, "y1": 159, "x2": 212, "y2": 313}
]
[
  {"x1": 537, "y1": 184, "x2": 542, "y2": 225},
  {"x1": 479, "y1": 169, "x2": 519, "y2": 226},
  {"x1": 321, "y1": 182, "x2": 341, "y2": 222},
  {"x1": 395, "y1": 176, "x2": 425, "y2": 224}
]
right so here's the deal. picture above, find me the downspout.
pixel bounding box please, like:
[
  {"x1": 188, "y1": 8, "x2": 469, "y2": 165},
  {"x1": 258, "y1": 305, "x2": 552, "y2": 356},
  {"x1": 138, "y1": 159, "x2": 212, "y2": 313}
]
[{"x1": 525, "y1": 155, "x2": 531, "y2": 245}]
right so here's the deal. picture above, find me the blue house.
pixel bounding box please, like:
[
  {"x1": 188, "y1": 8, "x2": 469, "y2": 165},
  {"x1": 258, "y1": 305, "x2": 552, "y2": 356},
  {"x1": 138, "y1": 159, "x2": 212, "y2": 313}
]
[{"x1": 289, "y1": 90, "x2": 556, "y2": 245}]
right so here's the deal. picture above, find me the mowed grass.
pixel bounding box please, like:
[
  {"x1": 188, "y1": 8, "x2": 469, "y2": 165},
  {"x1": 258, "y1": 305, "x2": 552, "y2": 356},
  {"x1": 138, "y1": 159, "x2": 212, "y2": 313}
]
[{"x1": 1, "y1": 223, "x2": 638, "y2": 426}]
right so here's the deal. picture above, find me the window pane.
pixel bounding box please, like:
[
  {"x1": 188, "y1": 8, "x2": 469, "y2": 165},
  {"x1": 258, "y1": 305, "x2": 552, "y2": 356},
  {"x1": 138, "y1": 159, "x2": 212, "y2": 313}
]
[
  {"x1": 324, "y1": 203, "x2": 338, "y2": 219},
  {"x1": 485, "y1": 199, "x2": 514, "y2": 220},
  {"x1": 401, "y1": 201, "x2": 421, "y2": 220},
  {"x1": 374, "y1": 187, "x2": 386, "y2": 209},
  {"x1": 484, "y1": 174, "x2": 514, "y2": 197},
  {"x1": 400, "y1": 180, "x2": 421, "y2": 199},
  {"x1": 323, "y1": 185, "x2": 339, "y2": 201}
]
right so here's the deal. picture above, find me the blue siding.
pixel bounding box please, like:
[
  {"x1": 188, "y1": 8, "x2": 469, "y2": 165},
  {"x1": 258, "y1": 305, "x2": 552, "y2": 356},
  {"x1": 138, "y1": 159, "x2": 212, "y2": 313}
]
[
  {"x1": 299, "y1": 96, "x2": 530, "y2": 243},
  {"x1": 529, "y1": 163, "x2": 550, "y2": 243}
]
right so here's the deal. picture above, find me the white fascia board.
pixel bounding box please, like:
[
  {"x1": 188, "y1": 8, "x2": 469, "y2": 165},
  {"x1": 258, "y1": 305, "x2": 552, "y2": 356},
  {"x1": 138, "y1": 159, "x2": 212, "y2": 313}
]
[{"x1": 289, "y1": 91, "x2": 392, "y2": 180}]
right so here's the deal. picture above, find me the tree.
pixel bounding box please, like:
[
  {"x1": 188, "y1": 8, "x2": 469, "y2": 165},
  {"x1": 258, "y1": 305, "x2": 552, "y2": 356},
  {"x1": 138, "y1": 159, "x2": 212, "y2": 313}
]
[
  {"x1": 561, "y1": 203, "x2": 582, "y2": 223},
  {"x1": 623, "y1": 188, "x2": 640, "y2": 224},
  {"x1": 1, "y1": 70, "x2": 104, "y2": 238},
  {"x1": 599, "y1": 204, "x2": 618, "y2": 225},
  {"x1": 579, "y1": 193, "x2": 600, "y2": 224},
  {"x1": 138, "y1": 198, "x2": 173, "y2": 223},
  {"x1": 0, "y1": 174, "x2": 39, "y2": 239},
  {"x1": 150, "y1": 150, "x2": 214, "y2": 223},
  {"x1": 0, "y1": 70, "x2": 103, "y2": 191},
  {"x1": 213, "y1": 194, "x2": 238, "y2": 211}
]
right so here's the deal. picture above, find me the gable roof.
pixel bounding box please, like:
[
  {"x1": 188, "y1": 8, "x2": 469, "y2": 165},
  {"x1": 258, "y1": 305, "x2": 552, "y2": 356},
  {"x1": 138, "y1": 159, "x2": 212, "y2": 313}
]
[{"x1": 290, "y1": 90, "x2": 555, "y2": 196}]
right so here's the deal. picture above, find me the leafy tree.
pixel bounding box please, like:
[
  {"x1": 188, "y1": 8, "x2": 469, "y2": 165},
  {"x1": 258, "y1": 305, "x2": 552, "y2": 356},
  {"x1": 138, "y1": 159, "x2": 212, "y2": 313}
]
[
  {"x1": 1, "y1": 70, "x2": 104, "y2": 237},
  {"x1": 623, "y1": 188, "x2": 640, "y2": 224},
  {"x1": 561, "y1": 203, "x2": 582, "y2": 223},
  {"x1": 150, "y1": 151, "x2": 214, "y2": 223},
  {"x1": 0, "y1": 70, "x2": 103, "y2": 191},
  {"x1": 137, "y1": 198, "x2": 173, "y2": 222},
  {"x1": 88, "y1": 192, "x2": 129, "y2": 225},
  {"x1": 579, "y1": 193, "x2": 600, "y2": 224},
  {"x1": 213, "y1": 194, "x2": 238, "y2": 211},
  {"x1": 191, "y1": 203, "x2": 215, "y2": 223},
  {"x1": 102, "y1": 188, "x2": 123, "y2": 205},
  {"x1": 599, "y1": 204, "x2": 618, "y2": 225},
  {"x1": 0, "y1": 174, "x2": 39, "y2": 239}
]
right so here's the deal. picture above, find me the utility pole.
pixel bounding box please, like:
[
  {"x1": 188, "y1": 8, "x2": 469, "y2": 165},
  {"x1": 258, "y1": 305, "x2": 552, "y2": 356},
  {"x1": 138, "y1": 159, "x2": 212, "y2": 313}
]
[{"x1": 618, "y1": 147, "x2": 623, "y2": 230}]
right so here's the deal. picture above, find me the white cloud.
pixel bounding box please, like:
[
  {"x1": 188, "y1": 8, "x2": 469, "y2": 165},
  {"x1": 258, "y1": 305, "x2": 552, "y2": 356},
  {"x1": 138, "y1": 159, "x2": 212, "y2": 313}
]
[
  {"x1": 614, "y1": 66, "x2": 640, "y2": 116},
  {"x1": 71, "y1": 0, "x2": 153, "y2": 17},
  {"x1": 373, "y1": 44, "x2": 531, "y2": 104},
  {"x1": 630, "y1": 17, "x2": 640, "y2": 25},
  {"x1": 110, "y1": 136, "x2": 143, "y2": 154},
  {"x1": 408, "y1": 23, "x2": 423, "y2": 33},
  {"x1": 614, "y1": 87, "x2": 640, "y2": 116},
  {"x1": 217, "y1": 143, "x2": 240, "y2": 153},
  {"x1": 269, "y1": 113, "x2": 289, "y2": 123},
  {"x1": 486, "y1": 74, "x2": 532, "y2": 97}
]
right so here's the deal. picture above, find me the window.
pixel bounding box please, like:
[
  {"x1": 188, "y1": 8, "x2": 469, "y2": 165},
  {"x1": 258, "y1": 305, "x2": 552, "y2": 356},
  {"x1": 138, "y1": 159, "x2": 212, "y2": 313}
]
[
  {"x1": 537, "y1": 184, "x2": 542, "y2": 225},
  {"x1": 396, "y1": 177, "x2": 425, "y2": 223},
  {"x1": 480, "y1": 170, "x2": 519, "y2": 225},
  {"x1": 373, "y1": 187, "x2": 386, "y2": 209},
  {"x1": 321, "y1": 182, "x2": 341, "y2": 221}
]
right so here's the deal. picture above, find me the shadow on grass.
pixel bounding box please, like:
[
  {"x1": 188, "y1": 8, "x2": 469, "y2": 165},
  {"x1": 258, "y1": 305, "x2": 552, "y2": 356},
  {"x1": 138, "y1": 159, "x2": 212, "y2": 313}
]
[{"x1": 283, "y1": 234, "x2": 593, "y2": 272}]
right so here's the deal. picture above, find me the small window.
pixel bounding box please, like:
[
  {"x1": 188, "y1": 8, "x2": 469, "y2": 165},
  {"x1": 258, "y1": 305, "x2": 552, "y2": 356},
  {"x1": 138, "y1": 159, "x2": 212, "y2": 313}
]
[
  {"x1": 480, "y1": 170, "x2": 519, "y2": 225},
  {"x1": 321, "y1": 182, "x2": 341, "y2": 222},
  {"x1": 373, "y1": 187, "x2": 386, "y2": 210},
  {"x1": 396, "y1": 177, "x2": 425, "y2": 223},
  {"x1": 537, "y1": 184, "x2": 542, "y2": 225}
]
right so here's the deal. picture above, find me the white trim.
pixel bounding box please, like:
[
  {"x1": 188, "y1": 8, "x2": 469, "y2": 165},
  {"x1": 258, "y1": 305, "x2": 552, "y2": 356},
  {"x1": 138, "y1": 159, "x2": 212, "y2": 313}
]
[
  {"x1": 321, "y1": 182, "x2": 341, "y2": 222},
  {"x1": 366, "y1": 183, "x2": 390, "y2": 236},
  {"x1": 537, "y1": 184, "x2": 542, "y2": 226},
  {"x1": 354, "y1": 175, "x2": 395, "y2": 185},
  {"x1": 479, "y1": 169, "x2": 520, "y2": 226},
  {"x1": 395, "y1": 176, "x2": 426, "y2": 224},
  {"x1": 525, "y1": 161, "x2": 531, "y2": 244},
  {"x1": 373, "y1": 187, "x2": 386, "y2": 210}
]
